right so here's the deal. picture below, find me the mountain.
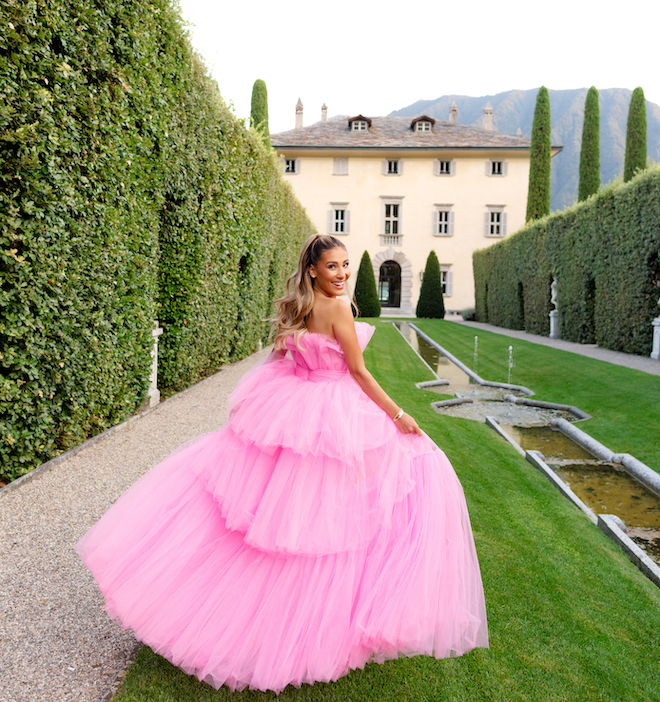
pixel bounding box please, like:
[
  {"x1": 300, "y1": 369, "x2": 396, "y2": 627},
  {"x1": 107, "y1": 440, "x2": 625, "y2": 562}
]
[{"x1": 390, "y1": 88, "x2": 660, "y2": 211}]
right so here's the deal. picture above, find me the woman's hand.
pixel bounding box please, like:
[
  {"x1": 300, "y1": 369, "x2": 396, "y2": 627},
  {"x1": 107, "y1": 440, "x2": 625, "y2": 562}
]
[{"x1": 395, "y1": 412, "x2": 423, "y2": 436}]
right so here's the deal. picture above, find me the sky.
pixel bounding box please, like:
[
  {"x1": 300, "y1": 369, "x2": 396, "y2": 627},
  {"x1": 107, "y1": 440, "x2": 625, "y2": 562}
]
[{"x1": 178, "y1": 0, "x2": 659, "y2": 135}]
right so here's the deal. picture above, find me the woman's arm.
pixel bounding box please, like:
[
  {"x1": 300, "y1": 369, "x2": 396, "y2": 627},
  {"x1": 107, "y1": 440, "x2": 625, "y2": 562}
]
[{"x1": 332, "y1": 303, "x2": 422, "y2": 436}]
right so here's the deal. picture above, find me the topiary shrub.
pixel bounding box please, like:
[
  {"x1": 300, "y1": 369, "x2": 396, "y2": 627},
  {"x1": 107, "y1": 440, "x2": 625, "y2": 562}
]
[
  {"x1": 578, "y1": 87, "x2": 601, "y2": 202},
  {"x1": 624, "y1": 87, "x2": 647, "y2": 182},
  {"x1": 250, "y1": 78, "x2": 270, "y2": 146},
  {"x1": 526, "y1": 86, "x2": 552, "y2": 222},
  {"x1": 416, "y1": 251, "x2": 446, "y2": 319},
  {"x1": 353, "y1": 251, "x2": 381, "y2": 317}
]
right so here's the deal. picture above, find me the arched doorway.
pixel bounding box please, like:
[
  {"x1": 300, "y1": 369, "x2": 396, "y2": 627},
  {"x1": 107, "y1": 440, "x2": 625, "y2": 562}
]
[{"x1": 379, "y1": 261, "x2": 401, "y2": 307}]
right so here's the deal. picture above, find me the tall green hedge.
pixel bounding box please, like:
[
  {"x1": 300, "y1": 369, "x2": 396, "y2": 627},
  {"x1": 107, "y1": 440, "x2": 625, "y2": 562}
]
[
  {"x1": 473, "y1": 166, "x2": 660, "y2": 355},
  {"x1": 0, "y1": 0, "x2": 313, "y2": 483}
]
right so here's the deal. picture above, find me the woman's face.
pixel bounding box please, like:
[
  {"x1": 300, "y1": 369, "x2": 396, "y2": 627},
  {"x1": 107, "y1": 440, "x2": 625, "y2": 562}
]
[{"x1": 310, "y1": 247, "x2": 350, "y2": 298}]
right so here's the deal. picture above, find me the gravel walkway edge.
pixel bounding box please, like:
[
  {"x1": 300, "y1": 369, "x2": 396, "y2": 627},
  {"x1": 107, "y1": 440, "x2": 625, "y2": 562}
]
[{"x1": 0, "y1": 349, "x2": 267, "y2": 702}]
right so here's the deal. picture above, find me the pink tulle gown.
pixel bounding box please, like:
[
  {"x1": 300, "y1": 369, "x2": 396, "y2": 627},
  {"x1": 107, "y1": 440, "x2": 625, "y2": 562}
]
[{"x1": 75, "y1": 322, "x2": 488, "y2": 693}]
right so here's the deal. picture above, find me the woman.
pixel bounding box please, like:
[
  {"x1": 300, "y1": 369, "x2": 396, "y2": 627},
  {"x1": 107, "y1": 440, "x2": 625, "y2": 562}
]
[{"x1": 76, "y1": 234, "x2": 488, "y2": 693}]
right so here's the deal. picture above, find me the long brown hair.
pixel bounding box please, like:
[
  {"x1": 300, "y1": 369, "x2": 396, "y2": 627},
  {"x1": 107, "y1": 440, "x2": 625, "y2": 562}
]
[{"x1": 271, "y1": 234, "x2": 347, "y2": 349}]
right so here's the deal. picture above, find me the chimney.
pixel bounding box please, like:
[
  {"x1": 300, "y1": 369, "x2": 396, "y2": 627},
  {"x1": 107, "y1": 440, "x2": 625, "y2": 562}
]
[
  {"x1": 321, "y1": 103, "x2": 328, "y2": 122},
  {"x1": 295, "y1": 98, "x2": 303, "y2": 129},
  {"x1": 449, "y1": 101, "x2": 458, "y2": 123},
  {"x1": 483, "y1": 102, "x2": 493, "y2": 131}
]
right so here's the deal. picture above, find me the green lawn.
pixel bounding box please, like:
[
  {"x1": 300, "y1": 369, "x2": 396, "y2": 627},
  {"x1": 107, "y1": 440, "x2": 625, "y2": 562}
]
[
  {"x1": 413, "y1": 319, "x2": 660, "y2": 472},
  {"x1": 112, "y1": 320, "x2": 660, "y2": 702}
]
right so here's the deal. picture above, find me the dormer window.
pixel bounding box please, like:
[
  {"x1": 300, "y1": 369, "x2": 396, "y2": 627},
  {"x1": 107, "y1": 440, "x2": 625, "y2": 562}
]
[
  {"x1": 411, "y1": 115, "x2": 435, "y2": 132},
  {"x1": 348, "y1": 115, "x2": 372, "y2": 132}
]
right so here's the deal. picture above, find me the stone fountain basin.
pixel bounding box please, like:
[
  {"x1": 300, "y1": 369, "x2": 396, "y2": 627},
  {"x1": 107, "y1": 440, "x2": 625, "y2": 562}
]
[{"x1": 432, "y1": 399, "x2": 576, "y2": 426}]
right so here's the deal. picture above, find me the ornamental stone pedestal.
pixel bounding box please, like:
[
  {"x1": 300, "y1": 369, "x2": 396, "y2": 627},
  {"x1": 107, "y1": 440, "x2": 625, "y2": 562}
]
[
  {"x1": 651, "y1": 316, "x2": 660, "y2": 360},
  {"x1": 149, "y1": 321, "x2": 163, "y2": 407},
  {"x1": 549, "y1": 278, "x2": 560, "y2": 339},
  {"x1": 549, "y1": 310, "x2": 560, "y2": 339}
]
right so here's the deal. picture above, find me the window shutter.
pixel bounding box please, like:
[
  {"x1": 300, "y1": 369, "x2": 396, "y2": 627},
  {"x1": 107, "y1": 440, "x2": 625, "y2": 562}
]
[
  {"x1": 449, "y1": 211, "x2": 455, "y2": 236},
  {"x1": 484, "y1": 212, "x2": 490, "y2": 236},
  {"x1": 398, "y1": 203, "x2": 402, "y2": 233},
  {"x1": 450, "y1": 159, "x2": 456, "y2": 176},
  {"x1": 432, "y1": 209, "x2": 439, "y2": 235},
  {"x1": 502, "y1": 161, "x2": 508, "y2": 176},
  {"x1": 382, "y1": 160, "x2": 388, "y2": 175},
  {"x1": 445, "y1": 270, "x2": 454, "y2": 296},
  {"x1": 345, "y1": 210, "x2": 351, "y2": 234},
  {"x1": 485, "y1": 161, "x2": 491, "y2": 176},
  {"x1": 398, "y1": 160, "x2": 404, "y2": 175},
  {"x1": 295, "y1": 158, "x2": 301, "y2": 174},
  {"x1": 328, "y1": 210, "x2": 334, "y2": 234},
  {"x1": 502, "y1": 212, "x2": 508, "y2": 236},
  {"x1": 433, "y1": 160, "x2": 440, "y2": 176}
]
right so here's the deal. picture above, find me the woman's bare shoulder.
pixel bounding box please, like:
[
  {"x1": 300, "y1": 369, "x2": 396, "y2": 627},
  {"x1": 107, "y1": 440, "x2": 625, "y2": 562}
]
[{"x1": 324, "y1": 298, "x2": 353, "y2": 322}]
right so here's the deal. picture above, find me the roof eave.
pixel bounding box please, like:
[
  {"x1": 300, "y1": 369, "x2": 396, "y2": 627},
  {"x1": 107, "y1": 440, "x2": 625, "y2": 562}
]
[{"x1": 272, "y1": 144, "x2": 534, "y2": 152}]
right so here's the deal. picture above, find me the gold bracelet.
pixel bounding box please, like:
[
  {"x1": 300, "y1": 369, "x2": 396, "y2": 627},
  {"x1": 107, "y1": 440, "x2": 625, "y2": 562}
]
[{"x1": 392, "y1": 408, "x2": 404, "y2": 422}]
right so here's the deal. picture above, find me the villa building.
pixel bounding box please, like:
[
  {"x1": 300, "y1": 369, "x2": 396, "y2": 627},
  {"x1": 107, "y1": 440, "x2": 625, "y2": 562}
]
[{"x1": 271, "y1": 101, "x2": 562, "y2": 315}]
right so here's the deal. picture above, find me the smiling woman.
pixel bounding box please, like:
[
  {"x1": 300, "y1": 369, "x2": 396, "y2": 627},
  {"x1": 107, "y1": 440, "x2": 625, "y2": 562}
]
[{"x1": 76, "y1": 232, "x2": 488, "y2": 693}]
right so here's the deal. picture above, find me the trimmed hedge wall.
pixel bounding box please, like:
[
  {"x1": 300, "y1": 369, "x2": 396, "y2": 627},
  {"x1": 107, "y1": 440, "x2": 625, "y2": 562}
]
[
  {"x1": 473, "y1": 166, "x2": 660, "y2": 355},
  {"x1": 0, "y1": 0, "x2": 313, "y2": 482}
]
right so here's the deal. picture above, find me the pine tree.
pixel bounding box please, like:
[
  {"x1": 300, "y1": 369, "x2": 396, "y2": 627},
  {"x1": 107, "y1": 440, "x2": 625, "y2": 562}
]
[
  {"x1": 526, "y1": 86, "x2": 552, "y2": 222},
  {"x1": 416, "y1": 251, "x2": 445, "y2": 319},
  {"x1": 578, "y1": 87, "x2": 600, "y2": 201},
  {"x1": 250, "y1": 79, "x2": 270, "y2": 145},
  {"x1": 624, "y1": 87, "x2": 647, "y2": 182},
  {"x1": 353, "y1": 251, "x2": 381, "y2": 317}
]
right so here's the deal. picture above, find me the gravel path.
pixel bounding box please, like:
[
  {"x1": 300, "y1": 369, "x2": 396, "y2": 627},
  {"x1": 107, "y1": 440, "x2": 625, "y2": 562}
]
[
  {"x1": 450, "y1": 319, "x2": 660, "y2": 376},
  {"x1": 0, "y1": 350, "x2": 267, "y2": 702}
]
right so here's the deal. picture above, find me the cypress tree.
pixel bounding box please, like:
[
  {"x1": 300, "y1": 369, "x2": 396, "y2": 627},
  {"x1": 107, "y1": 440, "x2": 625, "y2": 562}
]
[
  {"x1": 578, "y1": 86, "x2": 600, "y2": 201},
  {"x1": 624, "y1": 87, "x2": 647, "y2": 182},
  {"x1": 250, "y1": 79, "x2": 270, "y2": 145},
  {"x1": 416, "y1": 251, "x2": 445, "y2": 319},
  {"x1": 526, "y1": 86, "x2": 552, "y2": 222},
  {"x1": 353, "y1": 251, "x2": 381, "y2": 317}
]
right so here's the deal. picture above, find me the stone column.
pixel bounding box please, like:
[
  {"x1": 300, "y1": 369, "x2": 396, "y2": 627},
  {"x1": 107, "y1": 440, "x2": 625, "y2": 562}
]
[{"x1": 149, "y1": 321, "x2": 163, "y2": 407}]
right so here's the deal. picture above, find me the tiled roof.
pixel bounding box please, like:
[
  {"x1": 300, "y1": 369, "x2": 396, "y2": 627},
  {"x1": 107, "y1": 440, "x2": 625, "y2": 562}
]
[{"x1": 271, "y1": 116, "x2": 535, "y2": 151}]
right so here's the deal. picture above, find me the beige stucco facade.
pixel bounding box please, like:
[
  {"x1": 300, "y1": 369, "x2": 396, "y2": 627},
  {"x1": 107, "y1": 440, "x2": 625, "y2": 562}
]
[
  {"x1": 279, "y1": 149, "x2": 529, "y2": 313},
  {"x1": 271, "y1": 114, "x2": 553, "y2": 315}
]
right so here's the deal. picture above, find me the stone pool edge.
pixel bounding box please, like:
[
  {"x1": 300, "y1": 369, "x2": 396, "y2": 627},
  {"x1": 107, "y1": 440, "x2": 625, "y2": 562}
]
[
  {"x1": 398, "y1": 321, "x2": 660, "y2": 590},
  {"x1": 488, "y1": 417, "x2": 660, "y2": 590},
  {"x1": 408, "y1": 322, "x2": 535, "y2": 396}
]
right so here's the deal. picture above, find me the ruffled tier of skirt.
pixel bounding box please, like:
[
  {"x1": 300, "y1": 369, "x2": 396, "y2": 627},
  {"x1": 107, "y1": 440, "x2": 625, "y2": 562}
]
[{"x1": 75, "y1": 426, "x2": 488, "y2": 693}]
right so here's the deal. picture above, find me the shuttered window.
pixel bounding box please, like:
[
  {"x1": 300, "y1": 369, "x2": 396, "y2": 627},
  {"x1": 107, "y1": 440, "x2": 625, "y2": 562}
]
[
  {"x1": 327, "y1": 204, "x2": 350, "y2": 235},
  {"x1": 434, "y1": 159, "x2": 455, "y2": 176},
  {"x1": 433, "y1": 206, "x2": 455, "y2": 236},
  {"x1": 484, "y1": 207, "x2": 507, "y2": 237}
]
